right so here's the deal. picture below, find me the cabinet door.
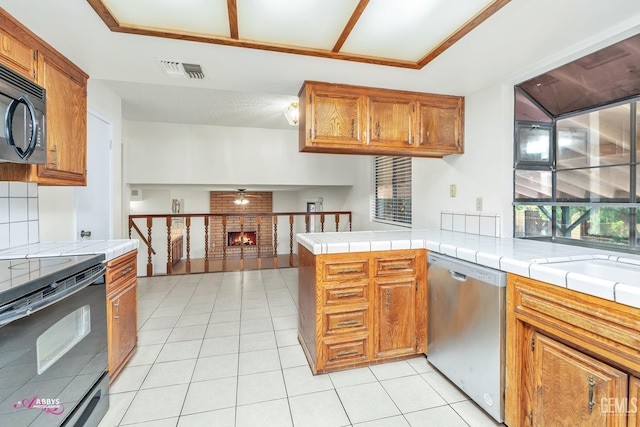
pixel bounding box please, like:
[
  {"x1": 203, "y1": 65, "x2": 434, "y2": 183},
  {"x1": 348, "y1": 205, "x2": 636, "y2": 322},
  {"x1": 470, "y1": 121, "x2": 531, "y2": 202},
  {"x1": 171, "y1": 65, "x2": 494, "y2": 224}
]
[
  {"x1": 629, "y1": 377, "x2": 640, "y2": 427},
  {"x1": 108, "y1": 282, "x2": 138, "y2": 380},
  {"x1": 0, "y1": 28, "x2": 36, "y2": 80},
  {"x1": 306, "y1": 85, "x2": 365, "y2": 147},
  {"x1": 531, "y1": 331, "x2": 628, "y2": 427},
  {"x1": 368, "y1": 96, "x2": 414, "y2": 148},
  {"x1": 373, "y1": 277, "x2": 416, "y2": 358},
  {"x1": 34, "y1": 54, "x2": 87, "y2": 185},
  {"x1": 416, "y1": 96, "x2": 463, "y2": 154}
]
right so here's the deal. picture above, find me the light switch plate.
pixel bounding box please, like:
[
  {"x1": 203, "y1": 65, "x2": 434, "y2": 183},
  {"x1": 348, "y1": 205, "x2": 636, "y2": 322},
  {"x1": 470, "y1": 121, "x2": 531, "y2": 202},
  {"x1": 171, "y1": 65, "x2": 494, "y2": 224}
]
[{"x1": 450, "y1": 184, "x2": 456, "y2": 197}]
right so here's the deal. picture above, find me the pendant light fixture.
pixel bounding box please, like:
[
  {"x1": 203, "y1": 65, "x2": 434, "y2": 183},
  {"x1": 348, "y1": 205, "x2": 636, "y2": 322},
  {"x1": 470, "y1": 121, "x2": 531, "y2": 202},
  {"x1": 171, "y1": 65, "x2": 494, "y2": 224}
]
[{"x1": 284, "y1": 101, "x2": 299, "y2": 125}]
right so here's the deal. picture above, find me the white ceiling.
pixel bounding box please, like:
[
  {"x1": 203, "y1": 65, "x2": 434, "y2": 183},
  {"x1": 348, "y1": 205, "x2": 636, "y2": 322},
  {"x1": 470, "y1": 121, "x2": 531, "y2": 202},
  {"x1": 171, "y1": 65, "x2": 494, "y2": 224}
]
[{"x1": 0, "y1": 0, "x2": 639, "y2": 130}]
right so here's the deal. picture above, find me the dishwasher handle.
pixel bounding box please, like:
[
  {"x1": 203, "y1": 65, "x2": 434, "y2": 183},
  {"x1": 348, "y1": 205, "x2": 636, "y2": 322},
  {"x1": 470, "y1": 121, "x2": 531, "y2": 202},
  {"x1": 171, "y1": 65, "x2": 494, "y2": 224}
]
[{"x1": 448, "y1": 270, "x2": 468, "y2": 282}]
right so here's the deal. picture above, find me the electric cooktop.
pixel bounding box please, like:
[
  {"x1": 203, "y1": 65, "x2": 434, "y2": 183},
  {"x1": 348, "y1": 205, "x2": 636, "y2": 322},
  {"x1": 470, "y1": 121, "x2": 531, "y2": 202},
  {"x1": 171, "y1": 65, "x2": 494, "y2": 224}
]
[{"x1": 0, "y1": 254, "x2": 105, "y2": 306}]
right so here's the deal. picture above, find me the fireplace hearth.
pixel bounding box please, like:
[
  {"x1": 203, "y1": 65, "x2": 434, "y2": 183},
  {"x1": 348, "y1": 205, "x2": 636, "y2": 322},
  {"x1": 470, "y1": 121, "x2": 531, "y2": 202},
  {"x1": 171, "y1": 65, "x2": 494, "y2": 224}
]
[{"x1": 227, "y1": 231, "x2": 257, "y2": 246}]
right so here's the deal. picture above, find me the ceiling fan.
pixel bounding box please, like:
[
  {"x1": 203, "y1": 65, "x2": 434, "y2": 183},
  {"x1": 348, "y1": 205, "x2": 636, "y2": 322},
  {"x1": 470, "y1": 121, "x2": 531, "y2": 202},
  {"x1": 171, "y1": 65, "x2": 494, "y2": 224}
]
[{"x1": 222, "y1": 189, "x2": 261, "y2": 205}]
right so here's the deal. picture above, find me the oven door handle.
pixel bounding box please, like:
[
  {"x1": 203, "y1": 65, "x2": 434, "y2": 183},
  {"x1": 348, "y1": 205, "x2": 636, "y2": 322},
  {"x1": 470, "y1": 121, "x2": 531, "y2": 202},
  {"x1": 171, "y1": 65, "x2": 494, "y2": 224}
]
[{"x1": 0, "y1": 264, "x2": 106, "y2": 326}]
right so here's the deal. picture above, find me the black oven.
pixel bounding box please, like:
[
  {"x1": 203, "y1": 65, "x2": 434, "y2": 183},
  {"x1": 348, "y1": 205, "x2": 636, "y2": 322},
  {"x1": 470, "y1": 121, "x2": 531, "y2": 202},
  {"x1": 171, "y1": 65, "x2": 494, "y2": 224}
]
[{"x1": 0, "y1": 255, "x2": 108, "y2": 426}]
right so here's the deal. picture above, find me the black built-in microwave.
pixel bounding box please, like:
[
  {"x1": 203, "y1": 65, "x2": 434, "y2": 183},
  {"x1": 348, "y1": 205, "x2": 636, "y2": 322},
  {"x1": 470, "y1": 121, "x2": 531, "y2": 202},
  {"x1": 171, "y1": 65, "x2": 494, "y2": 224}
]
[{"x1": 0, "y1": 62, "x2": 46, "y2": 164}]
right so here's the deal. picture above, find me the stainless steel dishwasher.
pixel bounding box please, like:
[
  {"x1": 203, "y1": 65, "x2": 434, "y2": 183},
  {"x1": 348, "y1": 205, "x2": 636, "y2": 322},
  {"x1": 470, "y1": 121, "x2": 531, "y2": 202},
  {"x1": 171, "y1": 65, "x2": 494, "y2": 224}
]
[{"x1": 427, "y1": 252, "x2": 506, "y2": 423}]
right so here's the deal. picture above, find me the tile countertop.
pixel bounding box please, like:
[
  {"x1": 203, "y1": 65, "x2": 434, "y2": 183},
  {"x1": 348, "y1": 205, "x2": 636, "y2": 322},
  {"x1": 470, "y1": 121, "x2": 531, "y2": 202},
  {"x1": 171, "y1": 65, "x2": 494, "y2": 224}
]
[
  {"x1": 0, "y1": 239, "x2": 139, "y2": 263},
  {"x1": 296, "y1": 229, "x2": 640, "y2": 310}
]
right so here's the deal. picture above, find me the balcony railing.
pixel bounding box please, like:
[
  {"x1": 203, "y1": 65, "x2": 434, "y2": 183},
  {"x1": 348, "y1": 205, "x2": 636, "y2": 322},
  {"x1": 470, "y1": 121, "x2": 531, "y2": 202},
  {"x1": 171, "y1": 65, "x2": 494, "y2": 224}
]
[{"x1": 128, "y1": 211, "x2": 352, "y2": 276}]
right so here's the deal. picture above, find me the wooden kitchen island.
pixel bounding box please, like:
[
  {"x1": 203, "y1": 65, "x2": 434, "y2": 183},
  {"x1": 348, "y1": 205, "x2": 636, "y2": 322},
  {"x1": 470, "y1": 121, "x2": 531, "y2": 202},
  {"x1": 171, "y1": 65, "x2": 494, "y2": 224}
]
[
  {"x1": 297, "y1": 244, "x2": 427, "y2": 374},
  {"x1": 297, "y1": 229, "x2": 640, "y2": 426}
]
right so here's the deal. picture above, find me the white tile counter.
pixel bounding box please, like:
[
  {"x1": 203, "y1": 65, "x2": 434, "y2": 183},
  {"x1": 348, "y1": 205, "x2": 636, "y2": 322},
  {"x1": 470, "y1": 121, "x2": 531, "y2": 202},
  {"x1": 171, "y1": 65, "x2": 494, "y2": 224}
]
[
  {"x1": 297, "y1": 230, "x2": 640, "y2": 309},
  {"x1": 0, "y1": 239, "x2": 139, "y2": 262}
]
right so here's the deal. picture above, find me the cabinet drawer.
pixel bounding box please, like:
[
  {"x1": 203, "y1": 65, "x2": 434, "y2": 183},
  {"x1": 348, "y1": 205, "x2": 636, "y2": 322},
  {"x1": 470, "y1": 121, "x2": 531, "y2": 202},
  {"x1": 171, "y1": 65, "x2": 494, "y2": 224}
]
[
  {"x1": 106, "y1": 251, "x2": 137, "y2": 294},
  {"x1": 374, "y1": 255, "x2": 416, "y2": 276},
  {"x1": 323, "y1": 282, "x2": 368, "y2": 306},
  {"x1": 322, "y1": 259, "x2": 369, "y2": 281},
  {"x1": 324, "y1": 307, "x2": 368, "y2": 336},
  {"x1": 324, "y1": 336, "x2": 368, "y2": 366}
]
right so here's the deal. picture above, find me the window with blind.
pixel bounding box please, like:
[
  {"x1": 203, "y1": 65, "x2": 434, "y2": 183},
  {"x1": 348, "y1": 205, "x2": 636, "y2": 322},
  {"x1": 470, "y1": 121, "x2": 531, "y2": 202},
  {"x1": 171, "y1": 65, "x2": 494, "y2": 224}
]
[{"x1": 371, "y1": 156, "x2": 412, "y2": 226}]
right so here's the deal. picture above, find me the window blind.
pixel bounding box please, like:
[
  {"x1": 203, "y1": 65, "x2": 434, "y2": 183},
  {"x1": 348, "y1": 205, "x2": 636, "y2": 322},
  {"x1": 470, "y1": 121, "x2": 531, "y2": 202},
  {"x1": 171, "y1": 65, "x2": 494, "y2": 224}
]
[{"x1": 371, "y1": 156, "x2": 412, "y2": 226}]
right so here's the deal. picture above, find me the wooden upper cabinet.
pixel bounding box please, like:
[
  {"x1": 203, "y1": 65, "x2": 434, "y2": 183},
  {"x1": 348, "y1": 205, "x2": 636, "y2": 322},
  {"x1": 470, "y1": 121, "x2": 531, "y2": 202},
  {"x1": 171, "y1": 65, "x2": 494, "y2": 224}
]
[
  {"x1": 31, "y1": 53, "x2": 87, "y2": 185},
  {"x1": 300, "y1": 82, "x2": 365, "y2": 150},
  {"x1": 299, "y1": 81, "x2": 464, "y2": 158},
  {"x1": 0, "y1": 27, "x2": 36, "y2": 81},
  {"x1": 531, "y1": 331, "x2": 628, "y2": 427},
  {"x1": 0, "y1": 8, "x2": 88, "y2": 186},
  {"x1": 416, "y1": 95, "x2": 464, "y2": 154},
  {"x1": 368, "y1": 96, "x2": 414, "y2": 148}
]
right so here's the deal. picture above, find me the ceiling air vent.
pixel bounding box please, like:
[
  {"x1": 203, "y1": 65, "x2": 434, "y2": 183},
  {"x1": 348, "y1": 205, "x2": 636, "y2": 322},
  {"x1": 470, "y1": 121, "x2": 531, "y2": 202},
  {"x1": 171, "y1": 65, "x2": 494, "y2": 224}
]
[{"x1": 157, "y1": 60, "x2": 205, "y2": 79}]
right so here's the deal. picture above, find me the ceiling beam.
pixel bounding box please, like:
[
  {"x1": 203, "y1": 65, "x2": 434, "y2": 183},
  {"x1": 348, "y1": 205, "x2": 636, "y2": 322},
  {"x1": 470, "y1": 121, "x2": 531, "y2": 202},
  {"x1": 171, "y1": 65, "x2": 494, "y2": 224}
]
[
  {"x1": 417, "y1": 0, "x2": 512, "y2": 68},
  {"x1": 87, "y1": 0, "x2": 512, "y2": 70},
  {"x1": 227, "y1": 0, "x2": 238, "y2": 39},
  {"x1": 332, "y1": 0, "x2": 369, "y2": 53}
]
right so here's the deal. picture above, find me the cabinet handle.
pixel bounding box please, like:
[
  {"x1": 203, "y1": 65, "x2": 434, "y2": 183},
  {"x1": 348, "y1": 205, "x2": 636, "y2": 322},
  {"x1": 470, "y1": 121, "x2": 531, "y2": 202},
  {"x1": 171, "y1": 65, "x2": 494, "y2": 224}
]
[
  {"x1": 337, "y1": 292, "x2": 358, "y2": 299},
  {"x1": 337, "y1": 320, "x2": 359, "y2": 327},
  {"x1": 351, "y1": 119, "x2": 355, "y2": 138},
  {"x1": 386, "y1": 265, "x2": 406, "y2": 270},
  {"x1": 425, "y1": 127, "x2": 430, "y2": 142},
  {"x1": 386, "y1": 289, "x2": 391, "y2": 308},
  {"x1": 337, "y1": 269, "x2": 360, "y2": 274},
  {"x1": 588, "y1": 375, "x2": 596, "y2": 412},
  {"x1": 114, "y1": 300, "x2": 120, "y2": 322},
  {"x1": 376, "y1": 122, "x2": 381, "y2": 139},
  {"x1": 49, "y1": 145, "x2": 57, "y2": 168},
  {"x1": 121, "y1": 266, "x2": 133, "y2": 275},
  {"x1": 336, "y1": 349, "x2": 357, "y2": 357}
]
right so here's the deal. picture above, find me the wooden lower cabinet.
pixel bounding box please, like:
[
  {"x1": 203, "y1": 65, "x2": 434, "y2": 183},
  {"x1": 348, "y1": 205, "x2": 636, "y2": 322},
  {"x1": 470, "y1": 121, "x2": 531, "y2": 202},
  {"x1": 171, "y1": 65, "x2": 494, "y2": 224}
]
[
  {"x1": 506, "y1": 274, "x2": 640, "y2": 427},
  {"x1": 106, "y1": 250, "x2": 138, "y2": 381},
  {"x1": 529, "y1": 330, "x2": 627, "y2": 426},
  {"x1": 373, "y1": 275, "x2": 417, "y2": 358},
  {"x1": 629, "y1": 377, "x2": 640, "y2": 426},
  {"x1": 298, "y1": 245, "x2": 426, "y2": 374}
]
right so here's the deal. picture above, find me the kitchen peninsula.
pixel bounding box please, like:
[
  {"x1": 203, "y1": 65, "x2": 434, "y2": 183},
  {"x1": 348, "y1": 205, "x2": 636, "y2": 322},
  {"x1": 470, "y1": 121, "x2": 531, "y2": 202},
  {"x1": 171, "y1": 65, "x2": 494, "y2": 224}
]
[{"x1": 297, "y1": 230, "x2": 640, "y2": 426}]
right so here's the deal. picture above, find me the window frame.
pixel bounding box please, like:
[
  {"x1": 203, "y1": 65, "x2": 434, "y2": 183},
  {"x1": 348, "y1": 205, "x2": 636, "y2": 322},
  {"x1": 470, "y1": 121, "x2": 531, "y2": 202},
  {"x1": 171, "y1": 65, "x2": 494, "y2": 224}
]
[
  {"x1": 513, "y1": 92, "x2": 640, "y2": 252},
  {"x1": 371, "y1": 156, "x2": 412, "y2": 227}
]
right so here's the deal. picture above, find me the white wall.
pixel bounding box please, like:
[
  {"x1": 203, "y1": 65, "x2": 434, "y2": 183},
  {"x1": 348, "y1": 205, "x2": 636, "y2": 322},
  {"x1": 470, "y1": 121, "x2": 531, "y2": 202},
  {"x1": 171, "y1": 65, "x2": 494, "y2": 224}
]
[
  {"x1": 124, "y1": 121, "x2": 368, "y2": 187},
  {"x1": 410, "y1": 84, "x2": 515, "y2": 235}
]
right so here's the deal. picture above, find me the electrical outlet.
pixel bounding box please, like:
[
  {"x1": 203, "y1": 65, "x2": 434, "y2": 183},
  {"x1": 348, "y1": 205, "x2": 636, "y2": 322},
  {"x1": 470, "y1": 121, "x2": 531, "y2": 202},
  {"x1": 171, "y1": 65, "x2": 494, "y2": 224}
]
[
  {"x1": 450, "y1": 184, "x2": 456, "y2": 197},
  {"x1": 476, "y1": 197, "x2": 483, "y2": 211}
]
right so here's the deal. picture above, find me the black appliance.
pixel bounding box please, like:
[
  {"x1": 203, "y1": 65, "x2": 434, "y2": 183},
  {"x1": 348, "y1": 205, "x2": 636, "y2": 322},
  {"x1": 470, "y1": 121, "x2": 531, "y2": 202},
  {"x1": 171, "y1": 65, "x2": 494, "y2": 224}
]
[
  {"x1": 0, "y1": 254, "x2": 109, "y2": 426},
  {"x1": 0, "y1": 62, "x2": 46, "y2": 164}
]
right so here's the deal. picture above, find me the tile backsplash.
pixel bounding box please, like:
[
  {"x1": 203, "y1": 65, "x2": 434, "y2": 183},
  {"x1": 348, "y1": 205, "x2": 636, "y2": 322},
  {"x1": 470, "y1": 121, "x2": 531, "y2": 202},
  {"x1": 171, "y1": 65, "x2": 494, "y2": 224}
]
[
  {"x1": 440, "y1": 211, "x2": 500, "y2": 237},
  {"x1": 0, "y1": 182, "x2": 39, "y2": 250}
]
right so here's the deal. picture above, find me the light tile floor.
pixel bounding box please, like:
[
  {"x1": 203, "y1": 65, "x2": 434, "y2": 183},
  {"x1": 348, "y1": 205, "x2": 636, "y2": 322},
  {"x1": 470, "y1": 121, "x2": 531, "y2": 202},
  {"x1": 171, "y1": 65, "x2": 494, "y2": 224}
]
[{"x1": 98, "y1": 268, "x2": 504, "y2": 427}]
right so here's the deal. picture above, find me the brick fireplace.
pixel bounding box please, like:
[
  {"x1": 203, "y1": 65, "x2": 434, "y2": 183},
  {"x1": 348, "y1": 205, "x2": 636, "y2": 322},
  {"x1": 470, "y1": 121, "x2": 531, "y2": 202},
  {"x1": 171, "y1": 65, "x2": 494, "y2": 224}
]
[{"x1": 209, "y1": 191, "x2": 273, "y2": 259}]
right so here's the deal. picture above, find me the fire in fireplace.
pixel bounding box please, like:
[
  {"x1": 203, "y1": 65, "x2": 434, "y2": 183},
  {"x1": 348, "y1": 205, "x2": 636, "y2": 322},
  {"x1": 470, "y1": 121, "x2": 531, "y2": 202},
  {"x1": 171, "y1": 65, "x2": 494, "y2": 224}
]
[{"x1": 227, "y1": 231, "x2": 257, "y2": 246}]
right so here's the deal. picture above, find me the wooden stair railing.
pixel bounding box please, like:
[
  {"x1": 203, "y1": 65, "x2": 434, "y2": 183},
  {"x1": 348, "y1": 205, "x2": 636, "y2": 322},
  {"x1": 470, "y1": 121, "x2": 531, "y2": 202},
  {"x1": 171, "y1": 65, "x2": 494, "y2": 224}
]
[{"x1": 129, "y1": 211, "x2": 352, "y2": 276}]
